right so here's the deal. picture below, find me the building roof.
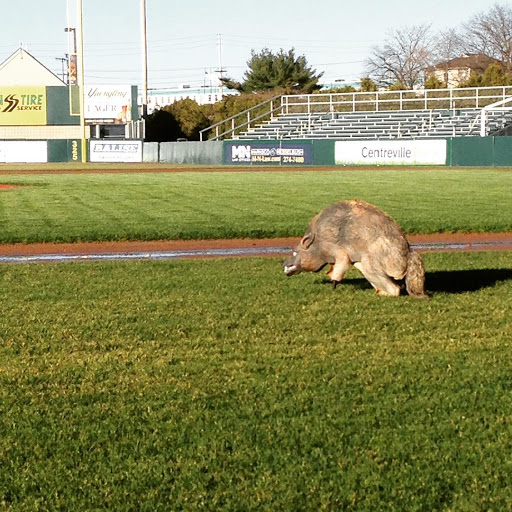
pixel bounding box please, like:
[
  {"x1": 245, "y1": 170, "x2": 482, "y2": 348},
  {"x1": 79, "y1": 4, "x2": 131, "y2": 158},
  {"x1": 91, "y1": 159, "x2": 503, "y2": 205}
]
[
  {"x1": 427, "y1": 53, "x2": 501, "y2": 74},
  {"x1": 0, "y1": 48, "x2": 66, "y2": 86}
]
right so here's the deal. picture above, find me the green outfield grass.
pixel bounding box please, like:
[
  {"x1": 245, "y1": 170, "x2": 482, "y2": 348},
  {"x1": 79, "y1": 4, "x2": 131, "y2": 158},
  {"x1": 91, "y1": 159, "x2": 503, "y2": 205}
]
[
  {"x1": 0, "y1": 168, "x2": 510, "y2": 243},
  {"x1": 1, "y1": 252, "x2": 512, "y2": 510}
]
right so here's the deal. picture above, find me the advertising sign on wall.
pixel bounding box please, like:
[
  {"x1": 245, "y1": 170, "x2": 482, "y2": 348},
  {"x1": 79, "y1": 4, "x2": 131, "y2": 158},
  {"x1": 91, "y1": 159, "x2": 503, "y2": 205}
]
[
  {"x1": 0, "y1": 87, "x2": 47, "y2": 126},
  {"x1": 85, "y1": 86, "x2": 133, "y2": 121},
  {"x1": 225, "y1": 142, "x2": 313, "y2": 165},
  {"x1": 335, "y1": 140, "x2": 447, "y2": 166},
  {"x1": 0, "y1": 141, "x2": 47, "y2": 163},
  {"x1": 89, "y1": 140, "x2": 142, "y2": 162}
]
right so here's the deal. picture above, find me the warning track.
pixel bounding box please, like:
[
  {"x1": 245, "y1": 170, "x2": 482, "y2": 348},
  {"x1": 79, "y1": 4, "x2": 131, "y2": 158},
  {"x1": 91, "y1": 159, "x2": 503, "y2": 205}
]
[{"x1": 0, "y1": 233, "x2": 511, "y2": 264}]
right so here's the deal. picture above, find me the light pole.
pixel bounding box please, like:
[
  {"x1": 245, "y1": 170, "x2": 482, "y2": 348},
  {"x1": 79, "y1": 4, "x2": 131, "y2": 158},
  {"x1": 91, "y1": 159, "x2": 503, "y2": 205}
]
[{"x1": 141, "y1": 0, "x2": 148, "y2": 118}]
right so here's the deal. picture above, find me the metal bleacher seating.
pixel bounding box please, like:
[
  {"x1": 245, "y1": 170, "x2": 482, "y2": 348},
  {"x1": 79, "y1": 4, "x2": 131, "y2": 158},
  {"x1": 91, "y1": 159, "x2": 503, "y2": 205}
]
[{"x1": 236, "y1": 108, "x2": 512, "y2": 141}]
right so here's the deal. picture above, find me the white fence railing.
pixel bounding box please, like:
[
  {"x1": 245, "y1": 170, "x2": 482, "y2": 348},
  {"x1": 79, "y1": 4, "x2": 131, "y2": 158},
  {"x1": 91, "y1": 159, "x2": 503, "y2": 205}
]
[
  {"x1": 281, "y1": 86, "x2": 512, "y2": 114},
  {"x1": 199, "y1": 96, "x2": 282, "y2": 142}
]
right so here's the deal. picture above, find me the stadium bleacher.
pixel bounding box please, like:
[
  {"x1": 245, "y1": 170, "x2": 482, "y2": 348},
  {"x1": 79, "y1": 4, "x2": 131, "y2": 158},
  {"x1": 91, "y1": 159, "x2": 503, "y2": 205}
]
[{"x1": 236, "y1": 108, "x2": 512, "y2": 140}]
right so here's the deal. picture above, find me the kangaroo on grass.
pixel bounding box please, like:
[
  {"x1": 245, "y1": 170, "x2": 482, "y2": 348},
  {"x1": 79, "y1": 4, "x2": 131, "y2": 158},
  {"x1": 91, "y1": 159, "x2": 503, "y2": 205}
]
[{"x1": 283, "y1": 200, "x2": 427, "y2": 298}]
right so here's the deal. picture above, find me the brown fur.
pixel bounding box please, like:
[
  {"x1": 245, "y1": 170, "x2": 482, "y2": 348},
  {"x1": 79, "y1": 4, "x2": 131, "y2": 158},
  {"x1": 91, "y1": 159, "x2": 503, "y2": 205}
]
[{"x1": 283, "y1": 200, "x2": 428, "y2": 298}]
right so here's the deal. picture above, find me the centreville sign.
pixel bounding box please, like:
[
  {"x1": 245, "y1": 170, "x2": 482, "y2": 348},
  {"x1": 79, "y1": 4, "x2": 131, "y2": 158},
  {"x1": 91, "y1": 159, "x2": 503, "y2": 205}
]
[{"x1": 335, "y1": 140, "x2": 447, "y2": 166}]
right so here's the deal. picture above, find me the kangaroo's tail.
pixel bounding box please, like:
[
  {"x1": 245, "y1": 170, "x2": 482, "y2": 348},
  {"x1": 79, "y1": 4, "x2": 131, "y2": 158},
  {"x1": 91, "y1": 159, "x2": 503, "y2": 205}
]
[{"x1": 405, "y1": 250, "x2": 428, "y2": 298}]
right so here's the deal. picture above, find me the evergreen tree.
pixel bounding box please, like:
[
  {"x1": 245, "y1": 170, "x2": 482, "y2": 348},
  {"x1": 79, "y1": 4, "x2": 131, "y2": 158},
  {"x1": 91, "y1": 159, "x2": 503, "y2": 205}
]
[
  {"x1": 424, "y1": 75, "x2": 446, "y2": 89},
  {"x1": 359, "y1": 77, "x2": 378, "y2": 92},
  {"x1": 221, "y1": 48, "x2": 323, "y2": 94},
  {"x1": 459, "y1": 63, "x2": 512, "y2": 87},
  {"x1": 480, "y1": 63, "x2": 505, "y2": 86}
]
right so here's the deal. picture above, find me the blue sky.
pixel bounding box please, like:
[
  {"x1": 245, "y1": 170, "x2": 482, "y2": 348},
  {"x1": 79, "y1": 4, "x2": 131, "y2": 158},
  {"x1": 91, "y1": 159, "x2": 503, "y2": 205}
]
[{"x1": 1, "y1": 0, "x2": 504, "y2": 89}]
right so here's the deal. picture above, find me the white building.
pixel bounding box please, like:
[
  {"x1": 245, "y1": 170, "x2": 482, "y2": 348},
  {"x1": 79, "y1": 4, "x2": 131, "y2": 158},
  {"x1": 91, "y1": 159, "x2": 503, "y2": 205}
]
[
  {"x1": 0, "y1": 48, "x2": 66, "y2": 86},
  {"x1": 142, "y1": 80, "x2": 364, "y2": 114},
  {"x1": 143, "y1": 84, "x2": 238, "y2": 113}
]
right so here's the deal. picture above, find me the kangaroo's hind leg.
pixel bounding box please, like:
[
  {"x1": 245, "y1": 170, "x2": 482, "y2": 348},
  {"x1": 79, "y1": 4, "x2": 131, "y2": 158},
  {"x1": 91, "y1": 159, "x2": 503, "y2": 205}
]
[{"x1": 355, "y1": 255, "x2": 401, "y2": 297}]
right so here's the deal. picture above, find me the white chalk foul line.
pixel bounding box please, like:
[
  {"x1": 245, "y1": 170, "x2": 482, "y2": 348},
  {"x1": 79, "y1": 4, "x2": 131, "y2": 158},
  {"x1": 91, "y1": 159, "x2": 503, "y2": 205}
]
[
  {"x1": 0, "y1": 246, "x2": 290, "y2": 264},
  {"x1": 0, "y1": 241, "x2": 510, "y2": 265}
]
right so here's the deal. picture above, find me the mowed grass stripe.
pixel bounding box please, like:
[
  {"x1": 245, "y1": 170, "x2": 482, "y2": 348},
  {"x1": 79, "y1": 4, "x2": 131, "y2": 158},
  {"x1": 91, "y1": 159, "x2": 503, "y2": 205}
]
[
  {"x1": 1, "y1": 252, "x2": 511, "y2": 510},
  {"x1": 0, "y1": 168, "x2": 511, "y2": 243}
]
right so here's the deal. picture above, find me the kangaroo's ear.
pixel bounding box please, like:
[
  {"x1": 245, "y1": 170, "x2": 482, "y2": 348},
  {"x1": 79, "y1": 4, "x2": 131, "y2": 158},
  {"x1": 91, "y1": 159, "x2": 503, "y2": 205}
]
[{"x1": 301, "y1": 231, "x2": 315, "y2": 249}]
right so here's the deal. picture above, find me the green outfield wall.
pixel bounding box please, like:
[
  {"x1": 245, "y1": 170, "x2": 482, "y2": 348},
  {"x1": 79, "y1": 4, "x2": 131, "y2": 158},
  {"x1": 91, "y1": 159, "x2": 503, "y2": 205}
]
[
  {"x1": 224, "y1": 137, "x2": 512, "y2": 167},
  {"x1": 139, "y1": 137, "x2": 512, "y2": 167},
  {"x1": 447, "y1": 137, "x2": 512, "y2": 166},
  {"x1": 159, "y1": 141, "x2": 224, "y2": 164},
  {"x1": 3, "y1": 136, "x2": 512, "y2": 165},
  {"x1": 48, "y1": 139, "x2": 81, "y2": 162}
]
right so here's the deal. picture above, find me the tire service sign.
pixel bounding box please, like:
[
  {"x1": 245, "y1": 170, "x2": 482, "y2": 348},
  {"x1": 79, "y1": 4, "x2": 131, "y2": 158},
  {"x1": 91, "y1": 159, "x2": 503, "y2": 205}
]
[{"x1": 0, "y1": 87, "x2": 46, "y2": 126}]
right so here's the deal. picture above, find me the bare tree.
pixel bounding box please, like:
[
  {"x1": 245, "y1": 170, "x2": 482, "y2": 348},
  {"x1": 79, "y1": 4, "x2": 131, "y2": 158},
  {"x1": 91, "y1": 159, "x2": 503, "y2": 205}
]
[
  {"x1": 433, "y1": 28, "x2": 465, "y2": 64},
  {"x1": 365, "y1": 24, "x2": 435, "y2": 88},
  {"x1": 427, "y1": 28, "x2": 466, "y2": 85},
  {"x1": 459, "y1": 3, "x2": 512, "y2": 70}
]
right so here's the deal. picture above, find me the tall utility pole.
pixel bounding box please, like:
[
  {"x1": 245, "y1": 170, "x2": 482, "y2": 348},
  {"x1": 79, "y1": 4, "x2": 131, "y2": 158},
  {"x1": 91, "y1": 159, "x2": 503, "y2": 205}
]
[
  {"x1": 216, "y1": 33, "x2": 226, "y2": 95},
  {"x1": 56, "y1": 57, "x2": 67, "y2": 83},
  {"x1": 141, "y1": 0, "x2": 148, "y2": 118},
  {"x1": 76, "y1": 0, "x2": 86, "y2": 163}
]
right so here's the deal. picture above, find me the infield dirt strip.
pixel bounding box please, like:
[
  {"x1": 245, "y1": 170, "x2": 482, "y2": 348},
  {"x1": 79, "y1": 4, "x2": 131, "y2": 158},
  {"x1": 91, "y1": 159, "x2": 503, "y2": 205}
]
[{"x1": 0, "y1": 233, "x2": 511, "y2": 264}]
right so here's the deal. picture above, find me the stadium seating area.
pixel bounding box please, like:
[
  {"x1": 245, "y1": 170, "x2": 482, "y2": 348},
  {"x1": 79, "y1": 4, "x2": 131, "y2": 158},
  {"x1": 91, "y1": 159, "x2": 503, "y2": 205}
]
[{"x1": 236, "y1": 108, "x2": 512, "y2": 140}]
